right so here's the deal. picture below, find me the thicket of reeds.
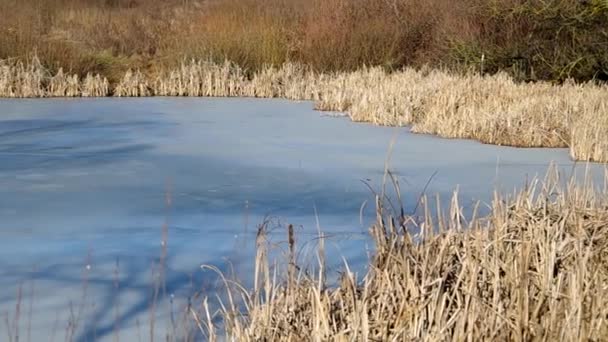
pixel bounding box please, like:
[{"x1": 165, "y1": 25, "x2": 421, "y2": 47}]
[
  {"x1": 2, "y1": 59, "x2": 607, "y2": 163},
  {"x1": 0, "y1": 57, "x2": 109, "y2": 97},
  {"x1": 194, "y1": 168, "x2": 608, "y2": 341}
]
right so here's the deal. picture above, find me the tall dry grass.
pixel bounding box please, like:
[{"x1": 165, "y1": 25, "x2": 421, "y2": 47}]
[
  {"x1": 197, "y1": 168, "x2": 608, "y2": 340},
  {"x1": 2, "y1": 59, "x2": 607, "y2": 162},
  {"x1": 0, "y1": 57, "x2": 109, "y2": 97}
]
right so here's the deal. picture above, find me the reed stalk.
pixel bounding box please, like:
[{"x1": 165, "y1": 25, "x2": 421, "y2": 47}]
[{"x1": 206, "y1": 168, "x2": 608, "y2": 340}]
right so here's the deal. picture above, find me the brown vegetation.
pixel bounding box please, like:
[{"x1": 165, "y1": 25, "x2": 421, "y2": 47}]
[
  {"x1": 198, "y1": 168, "x2": 608, "y2": 340},
  {"x1": 1, "y1": 0, "x2": 607, "y2": 81}
]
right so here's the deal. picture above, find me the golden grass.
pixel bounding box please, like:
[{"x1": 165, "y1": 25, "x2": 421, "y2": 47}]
[
  {"x1": 197, "y1": 168, "x2": 608, "y2": 341},
  {"x1": 114, "y1": 69, "x2": 151, "y2": 97},
  {"x1": 0, "y1": 58, "x2": 46, "y2": 98},
  {"x1": 153, "y1": 60, "x2": 247, "y2": 97},
  {"x1": 1, "y1": 59, "x2": 608, "y2": 162},
  {"x1": 0, "y1": 57, "x2": 109, "y2": 98}
]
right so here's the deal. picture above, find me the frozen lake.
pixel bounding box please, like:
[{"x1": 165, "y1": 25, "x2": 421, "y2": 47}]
[{"x1": 0, "y1": 97, "x2": 604, "y2": 341}]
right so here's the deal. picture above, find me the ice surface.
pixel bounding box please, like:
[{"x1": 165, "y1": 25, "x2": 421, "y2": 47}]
[{"x1": 0, "y1": 97, "x2": 604, "y2": 341}]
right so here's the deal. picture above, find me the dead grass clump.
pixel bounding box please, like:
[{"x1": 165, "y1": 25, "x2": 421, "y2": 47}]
[
  {"x1": 48, "y1": 68, "x2": 80, "y2": 97},
  {"x1": 154, "y1": 60, "x2": 247, "y2": 97},
  {"x1": 81, "y1": 73, "x2": 110, "y2": 97},
  {"x1": 570, "y1": 99, "x2": 608, "y2": 163},
  {"x1": 408, "y1": 74, "x2": 608, "y2": 161},
  {"x1": 410, "y1": 72, "x2": 573, "y2": 147},
  {"x1": 0, "y1": 57, "x2": 109, "y2": 98},
  {"x1": 114, "y1": 69, "x2": 150, "y2": 97},
  {"x1": 0, "y1": 57, "x2": 46, "y2": 98},
  {"x1": 204, "y1": 170, "x2": 608, "y2": 340}
]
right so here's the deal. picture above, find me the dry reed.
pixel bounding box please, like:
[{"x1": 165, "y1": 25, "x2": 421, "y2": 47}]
[
  {"x1": 114, "y1": 70, "x2": 151, "y2": 97},
  {"x1": 200, "y1": 168, "x2": 608, "y2": 341},
  {"x1": 1, "y1": 59, "x2": 607, "y2": 162},
  {"x1": 0, "y1": 57, "x2": 109, "y2": 98}
]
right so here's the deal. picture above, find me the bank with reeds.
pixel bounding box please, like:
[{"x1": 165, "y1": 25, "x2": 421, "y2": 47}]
[
  {"x1": 193, "y1": 168, "x2": 608, "y2": 341},
  {"x1": 2, "y1": 58, "x2": 608, "y2": 163}
]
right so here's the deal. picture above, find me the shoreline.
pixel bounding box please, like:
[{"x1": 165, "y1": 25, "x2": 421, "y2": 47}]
[{"x1": 2, "y1": 60, "x2": 608, "y2": 163}]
